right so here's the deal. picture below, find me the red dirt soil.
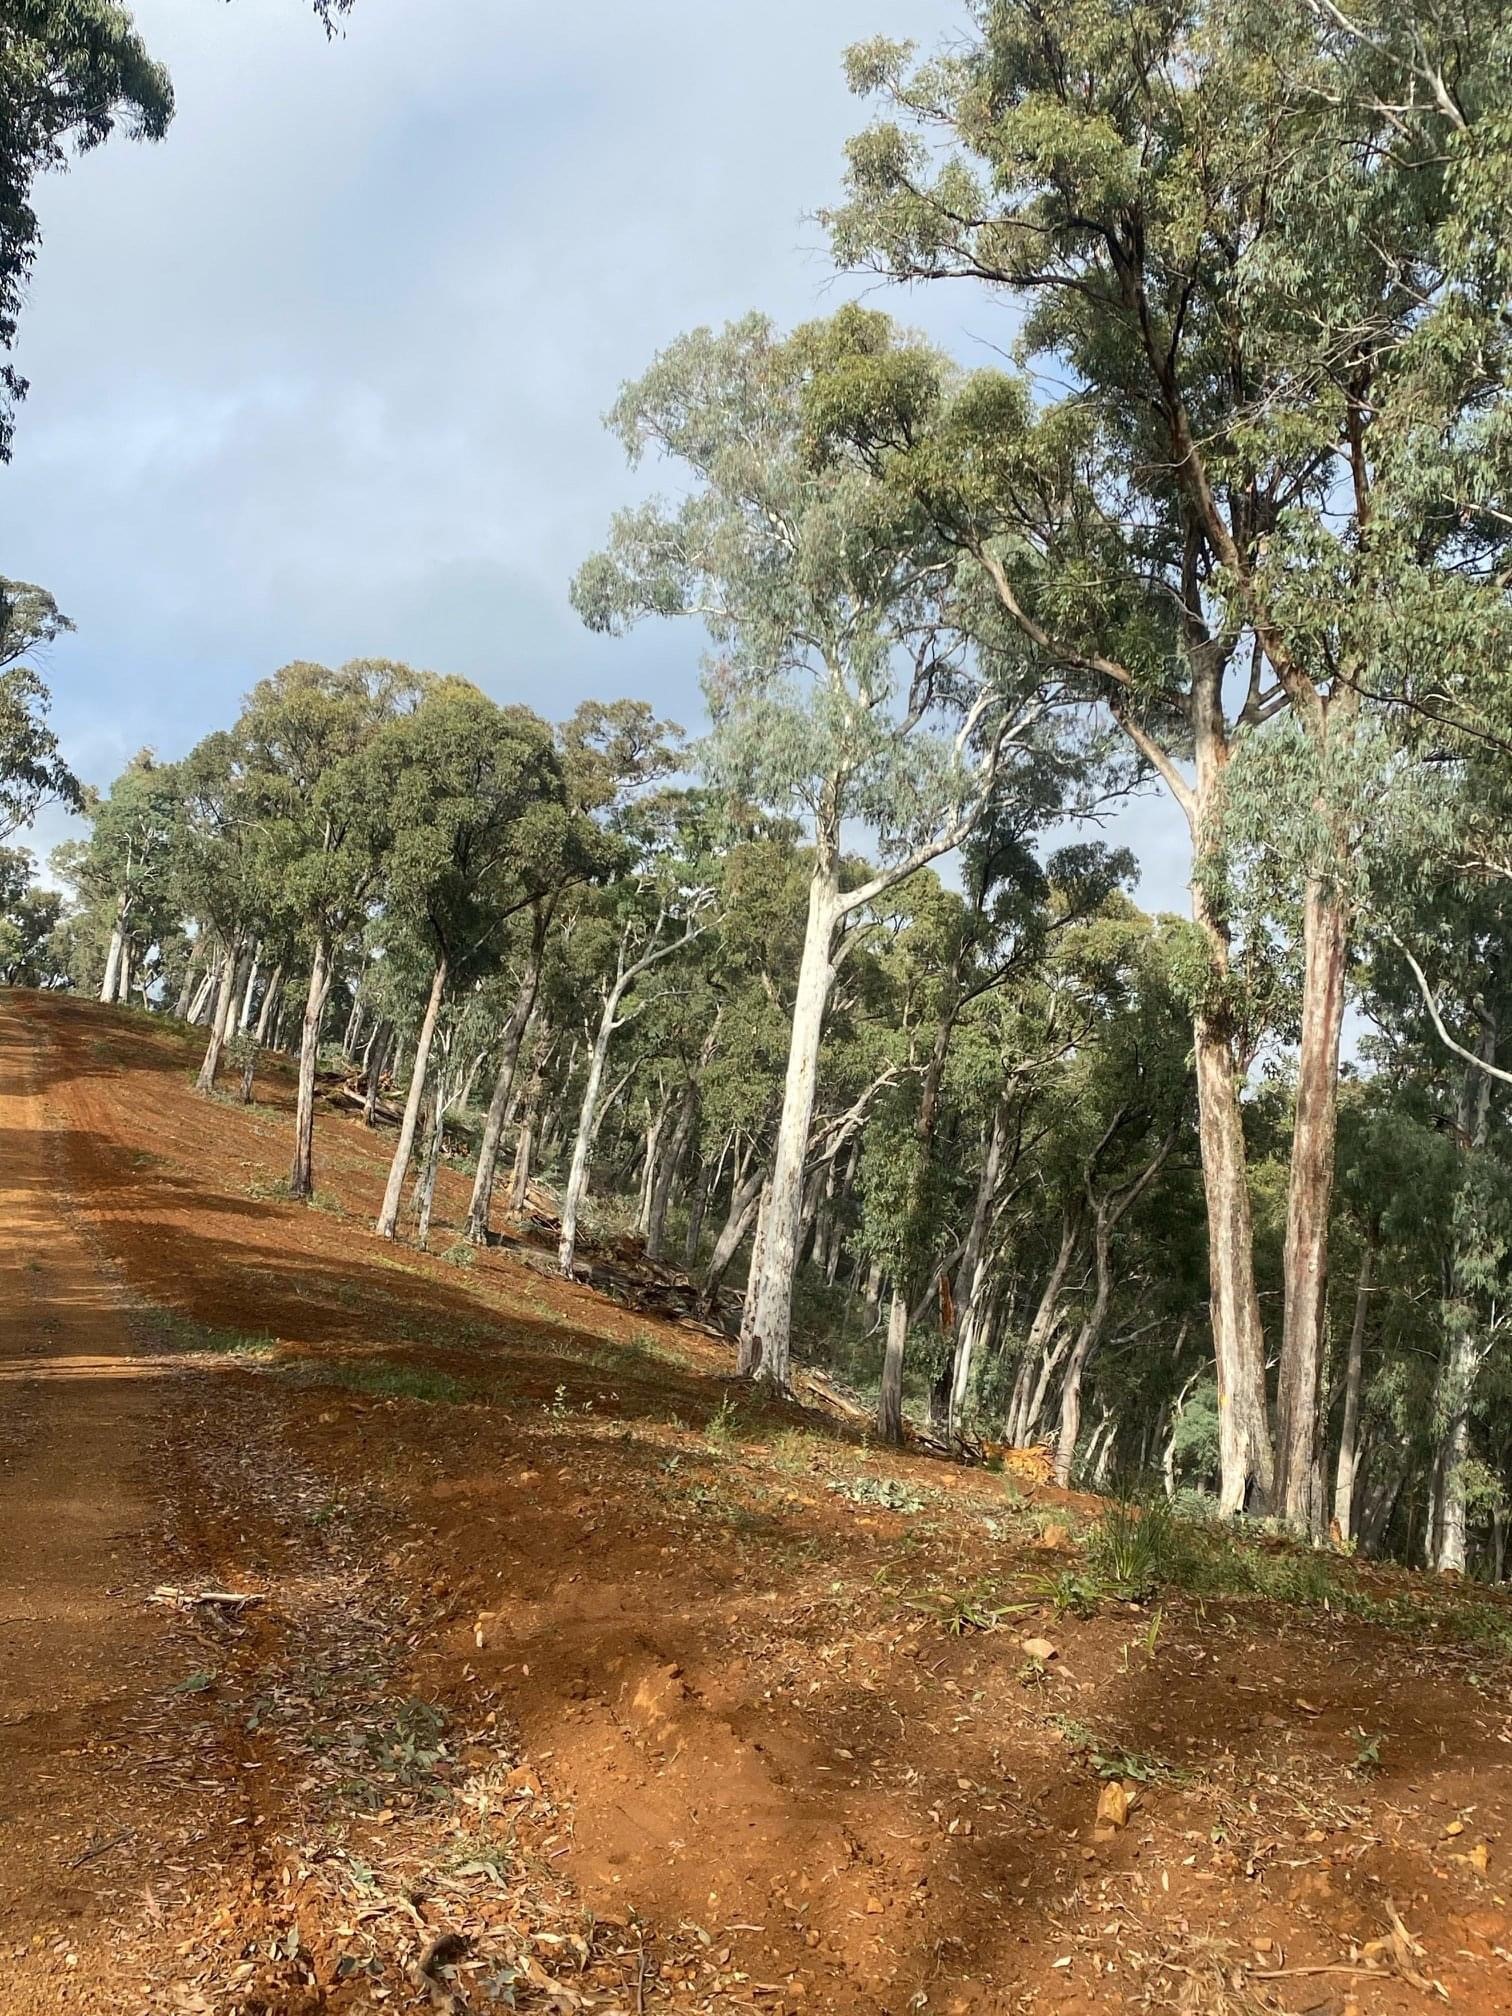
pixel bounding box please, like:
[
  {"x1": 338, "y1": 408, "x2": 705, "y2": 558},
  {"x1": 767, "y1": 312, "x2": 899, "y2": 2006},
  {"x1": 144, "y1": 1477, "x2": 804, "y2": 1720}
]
[{"x1": 4, "y1": 988, "x2": 1512, "y2": 2015}]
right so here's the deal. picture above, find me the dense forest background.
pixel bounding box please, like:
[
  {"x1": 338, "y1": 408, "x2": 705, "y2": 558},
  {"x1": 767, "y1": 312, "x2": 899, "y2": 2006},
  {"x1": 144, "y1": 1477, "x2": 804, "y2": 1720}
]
[{"x1": 2, "y1": 0, "x2": 1510, "y2": 1579}]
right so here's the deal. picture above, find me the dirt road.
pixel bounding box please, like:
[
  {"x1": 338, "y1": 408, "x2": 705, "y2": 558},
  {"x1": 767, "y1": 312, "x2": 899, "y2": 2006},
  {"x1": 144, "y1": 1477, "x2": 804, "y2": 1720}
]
[
  {"x1": 7, "y1": 988, "x2": 1512, "y2": 2015},
  {"x1": 0, "y1": 994, "x2": 179, "y2": 2006}
]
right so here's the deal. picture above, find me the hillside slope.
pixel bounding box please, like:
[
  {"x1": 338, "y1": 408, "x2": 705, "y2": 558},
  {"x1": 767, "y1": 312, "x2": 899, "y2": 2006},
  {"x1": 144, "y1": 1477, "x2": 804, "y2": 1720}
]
[{"x1": 3, "y1": 990, "x2": 1512, "y2": 2015}]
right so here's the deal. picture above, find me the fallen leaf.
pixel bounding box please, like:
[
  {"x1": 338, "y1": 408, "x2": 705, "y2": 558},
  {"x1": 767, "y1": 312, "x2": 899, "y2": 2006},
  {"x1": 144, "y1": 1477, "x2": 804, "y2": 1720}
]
[{"x1": 1021, "y1": 1637, "x2": 1058, "y2": 1662}]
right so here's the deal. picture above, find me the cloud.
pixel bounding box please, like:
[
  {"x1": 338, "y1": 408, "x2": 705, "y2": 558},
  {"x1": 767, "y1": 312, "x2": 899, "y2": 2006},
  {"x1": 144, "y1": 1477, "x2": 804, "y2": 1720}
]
[{"x1": 6, "y1": 0, "x2": 1189, "y2": 912}]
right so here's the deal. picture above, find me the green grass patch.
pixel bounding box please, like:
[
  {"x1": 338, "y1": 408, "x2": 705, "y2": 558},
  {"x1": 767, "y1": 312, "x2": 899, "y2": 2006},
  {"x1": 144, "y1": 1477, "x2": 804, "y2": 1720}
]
[
  {"x1": 286, "y1": 1359, "x2": 478, "y2": 1405},
  {"x1": 155, "y1": 1314, "x2": 276, "y2": 1357},
  {"x1": 1065, "y1": 1493, "x2": 1512, "y2": 1656}
]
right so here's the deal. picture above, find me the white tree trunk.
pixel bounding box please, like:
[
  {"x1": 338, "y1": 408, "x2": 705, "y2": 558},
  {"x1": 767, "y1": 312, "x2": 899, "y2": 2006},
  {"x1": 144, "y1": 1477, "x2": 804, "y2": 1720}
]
[
  {"x1": 189, "y1": 967, "x2": 217, "y2": 1026},
  {"x1": 557, "y1": 998, "x2": 618, "y2": 1275},
  {"x1": 238, "y1": 945, "x2": 261, "y2": 1034},
  {"x1": 290, "y1": 937, "x2": 334, "y2": 1201},
  {"x1": 254, "y1": 962, "x2": 285, "y2": 1046},
  {"x1": 745, "y1": 862, "x2": 840, "y2": 1390},
  {"x1": 377, "y1": 957, "x2": 448, "y2": 1239},
  {"x1": 195, "y1": 939, "x2": 240, "y2": 1094},
  {"x1": 100, "y1": 921, "x2": 125, "y2": 1005},
  {"x1": 947, "y1": 1098, "x2": 1010, "y2": 1435},
  {"x1": 1332, "y1": 1244, "x2": 1373, "y2": 1542},
  {"x1": 702, "y1": 1162, "x2": 765, "y2": 1314},
  {"x1": 465, "y1": 911, "x2": 548, "y2": 1242},
  {"x1": 1433, "y1": 1016, "x2": 1498, "y2": 1572},
  {"x1": 878, "y1": 1292, "x2": 910, "y2": 1442}
]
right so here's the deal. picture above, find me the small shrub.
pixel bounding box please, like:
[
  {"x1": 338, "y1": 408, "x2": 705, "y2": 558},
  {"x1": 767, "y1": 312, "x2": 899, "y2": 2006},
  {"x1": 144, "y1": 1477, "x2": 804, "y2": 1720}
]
[
  {"x1": 907, "y1": 1579, "x2": 1029, "y2": 1634},
  {"x1": 545, "y1": 1383, "x2": 592, "y2": 1420},
  {"x1": 440, "y1": 1241, "x2": 475, "y2": 1269},
  {"x1": 1085, "y1": 1491, "x2": 1181, "y2": 1600},
  {"x1": 1054, "y1": 1715, "x2": 1180, "y2": 1784},
  {"x1": 1036, "y1": 1568, "x2": 1103, "y2": 1618},
  {"x1": 705, "y1": 1393, "x2": 743, "y2": 1448},
  {"x1": 829, "y1": 1473, "x2": 926, "y2": 1514},
  {"x1": 1351, "y1": 1728, "x2": 1384, "y2": 1776},
  {"x1": 771, "y1": 1428, "x2": 824, "y2": 1474}
]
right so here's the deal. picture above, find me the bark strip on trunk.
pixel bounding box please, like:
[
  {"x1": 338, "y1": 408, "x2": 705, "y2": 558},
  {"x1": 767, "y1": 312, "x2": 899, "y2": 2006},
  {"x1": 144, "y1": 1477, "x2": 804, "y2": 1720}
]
[
  {"x1": 1331, "y1": 1242, "x2": 1373, "y2": 1545},
  {"x1": 1276, "y1": 881, "x2": 1351, "y2": 1532}
]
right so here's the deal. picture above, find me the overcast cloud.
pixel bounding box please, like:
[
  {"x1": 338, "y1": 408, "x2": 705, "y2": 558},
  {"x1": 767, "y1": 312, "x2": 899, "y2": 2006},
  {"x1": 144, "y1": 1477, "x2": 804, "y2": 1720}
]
[{"x1": 6, "y1": 0, "x2": 1189, "y2": 908}]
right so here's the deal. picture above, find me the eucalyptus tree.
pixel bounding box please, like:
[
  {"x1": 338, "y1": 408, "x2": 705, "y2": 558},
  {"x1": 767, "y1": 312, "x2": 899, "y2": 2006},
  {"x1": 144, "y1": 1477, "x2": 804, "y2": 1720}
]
[
  {"x1": 0, "y1": 7, "x2": 172, "y2": 457},
  {"x1": 868, "y1": 767, "x2": 1132, "y2": 1441},
  {"x1": 816, "y1": 0, "x2": 1512, "y2": 1516},
  {"x1": 0, "y1": 579, "x2": 81, "y2": 842},
  {"x1": 170, "y1": 729, "x2": 273, "y2": 1093},
  {"x1": 555, "y1": 792, "x2": 714, "y2": 1276},
  {"x1": 1040, "y1": 918, "x2": 1193, "y2": 1483},
  {"x1": 237, "y1": 659, "x2": 421, "y2": 1200},
  {"x1": 370, "y1": 681, "x2": 569, "y2": 1240},
  {"x1": 575, "y1": 313, "x2": 1062, "y2": 1391},
  {"x1": 0, "y1": 848, "x2": 63, "y2": 985},
  {"x1": 50, "y1": 751, "x2": 180, "y2": 1003},
  {"x1": 0, "y1": 0, "x2": 360, "y2": 458},
  {"x1": 462, "y1": 698, "x2": 669, "y2": 1247},
  {"x1": 1365, "y1": 869, "x2": 1512, "y2": 1566},
  {"x1": 1327, "y1": 1089, "x2": 1456, "y2": 1546}
]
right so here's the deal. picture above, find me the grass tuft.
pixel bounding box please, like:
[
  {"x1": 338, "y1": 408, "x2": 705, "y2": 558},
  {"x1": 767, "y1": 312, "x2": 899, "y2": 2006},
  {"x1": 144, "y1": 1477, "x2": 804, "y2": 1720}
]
[
  {"x1": 155, "y1": 1314, "x2": 276, "y2": 1357},
  {"x1": 286, "y1": 1360, "x2": 477, "y2": 1405}
]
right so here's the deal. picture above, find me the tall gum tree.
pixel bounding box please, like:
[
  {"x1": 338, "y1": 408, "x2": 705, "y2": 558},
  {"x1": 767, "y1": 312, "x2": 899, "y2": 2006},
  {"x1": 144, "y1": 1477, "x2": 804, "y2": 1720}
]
[
  {"x1": 369, "y1": 682, "x2": 570, "y2": 1241},
  {"x1": 0, "y1": 579, "x2": 81, "y2": 840},
  {"x1": 462, "y1": 700, "x2": 676, "y2": 1247},
  {"x1": 573, "y1": 313, "x2": 1064, "y2": 1392},
  {"x1": 817, "y1": 0, "x2": 1512, "y2": 1512},
  {"x1": 52, "y1": 751, "x2": 179, "y2": 1004},
  {"x1": 170, "y1": 730, "x2": 267, "y2": 1095},
  {"x1": 238, "y1": 660, "x2": 422, "y2": 1201}
]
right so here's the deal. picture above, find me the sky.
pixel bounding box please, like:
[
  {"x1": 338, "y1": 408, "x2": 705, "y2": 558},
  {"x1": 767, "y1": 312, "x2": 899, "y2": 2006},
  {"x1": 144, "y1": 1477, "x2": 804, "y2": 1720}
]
[{"x1": 7, "y1": 0, "x2": 1191, "y2": 909}]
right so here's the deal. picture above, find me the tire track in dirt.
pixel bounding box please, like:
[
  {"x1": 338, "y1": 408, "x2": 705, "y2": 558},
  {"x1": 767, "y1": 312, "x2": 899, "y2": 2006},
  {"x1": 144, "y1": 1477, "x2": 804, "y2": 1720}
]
[
  {"x1": 0, "y1": 994, "x2": 189, "y2": 2009},
  {"x1": 2, "y1": 996, "x2": 662, "y2": 2015},
  {"x1": 0, "y1": 997, "x2": 371, "y2": 2013}
]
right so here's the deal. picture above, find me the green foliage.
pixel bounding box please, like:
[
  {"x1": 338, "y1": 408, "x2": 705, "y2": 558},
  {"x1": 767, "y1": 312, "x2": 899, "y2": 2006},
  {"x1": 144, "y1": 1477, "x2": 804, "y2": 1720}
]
[
  {"x1": 0, "y1": 577, "x2": 81, "y2": 840},
  {"x1": 1053, "y1": 1717, "x2": 1180, "y2": 1786},
  {"x1": 705, "y1": 1392, "x2": 744, "y2": 1448},
  {"x1": 906, "y1": 1579, "x2": 1026, "y2": 1634},
  {"x1": 1085, "y1": 1494, "x2": 1179, "y2": 1603},
  {"x1": 296, "y1": 1361, "x2": 476, "y2": 1405},
  {"x1": 0, "y1": 6, "x2": 172, "y2": 456},
  {"x1": 828, "y1": 1473, "x2": 926, "y2": 1514},
  {"x1": 155, "y1": 1314, "x2": 276, "y2": 1357},
  {"x1": 0, "y1": 845, "x2": 63, "y2": 984},
  {"x1": 575, "y1": 311, "x2": 1059, "y2": 866}
]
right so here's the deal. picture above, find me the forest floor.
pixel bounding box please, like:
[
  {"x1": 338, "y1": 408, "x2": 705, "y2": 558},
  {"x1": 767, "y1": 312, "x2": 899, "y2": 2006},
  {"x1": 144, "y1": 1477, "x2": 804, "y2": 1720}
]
[{"x1": 5, "y1": 994, "x2": 1512, "y2": 2016}]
